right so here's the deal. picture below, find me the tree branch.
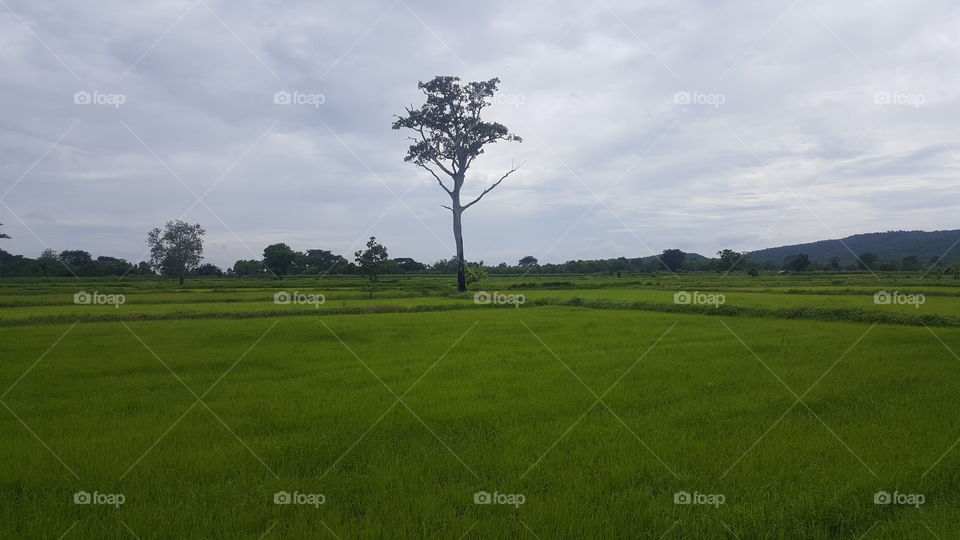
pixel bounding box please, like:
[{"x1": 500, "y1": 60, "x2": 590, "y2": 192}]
[
  {"x1": 418, "y1": 163, "x2": 452, "y2": 195},
  {"x1": 461, "y1": 160, "x2": 524, "y2": 211},
  {"x1": 414, "y1": 124, "x2": 456, "y2": 177}
]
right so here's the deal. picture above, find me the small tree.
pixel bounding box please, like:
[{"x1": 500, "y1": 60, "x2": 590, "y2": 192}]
[
  {"x1": 716, "y1": 249, "x2": 740, "y2": 271},
  {"x1": 393, "y1": 257, "x2": 427, "y2": 273},
  {"x1": 857, "y1": 252, "x2": 879, "y2": 271},
  {"x1": 660, "y1": 249, "x2": 685, "y2": 272},
  {"x1": 783, "y1": 253, "x2": 811, "y2": 272},
  {"x1": 232, "y1": 259, "x2": 264, "y2": 277},
  {"x1": 59, "y1": 250, "x2": 93, "y2": 267},
  {"x1": 354, "y1": 236, "x2": 388, "y2": 298},
  {"x1": 131, "y1": 262, "x2": 154, "y2": 276},
  {"x1": 147, "y1": 220, "x2": 205, "y2": 285},
  {"x1": 37, "y1": 248, "x2": 60, "y2": 276},
  {"x1": 299, "y1": 249, "x2": 350, "y2": 275},
  {"x1": 465, "y1": 264, "x2": 488, "y2": 288},
  {"x1": 191, "y1": 263, "x2": 224, "y2": 277},
  {"x1": 263, "y1": 243, "x2": 297, "y2": 279},
  {"x1": 518, "y1": 255, "x2": 538, "y2": 268}
]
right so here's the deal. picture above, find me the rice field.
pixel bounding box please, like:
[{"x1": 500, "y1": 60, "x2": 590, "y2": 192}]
[{"x1": 1, "y1": 273, "x2": 958, "y2": 538}]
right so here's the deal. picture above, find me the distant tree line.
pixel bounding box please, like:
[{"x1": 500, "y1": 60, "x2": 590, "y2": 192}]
[
  {"x1": 773, "y1": 252, "x2": 960, "y2": 274},
  {"x1": 0, "y1": 248, "x2": 154, "y2": 278},
  {"x1": 3, "y1": 241, "x2": 960, "y2": 280}
]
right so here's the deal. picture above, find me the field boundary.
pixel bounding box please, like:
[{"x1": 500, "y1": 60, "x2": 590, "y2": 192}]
[
  {"x1": 555, "y1": 297, "x2": 960, "y2": 327},
  {"x1": 2, "y1": 296, "x2": 958, "y2": 328}
]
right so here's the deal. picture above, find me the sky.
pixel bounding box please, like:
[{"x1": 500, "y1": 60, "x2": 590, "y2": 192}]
[{"x1": 1, "y1": 0, "x2": 958, "y2": 268}]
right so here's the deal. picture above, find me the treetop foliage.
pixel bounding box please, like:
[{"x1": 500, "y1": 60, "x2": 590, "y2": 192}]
[{"x1": 392, "y1": 76, "x2": 521, "y2": 179}]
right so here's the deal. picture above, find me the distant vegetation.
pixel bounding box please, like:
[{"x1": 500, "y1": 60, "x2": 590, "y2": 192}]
[{"x1": 2, "y1": 229, "x2": 959, "y2": 280}]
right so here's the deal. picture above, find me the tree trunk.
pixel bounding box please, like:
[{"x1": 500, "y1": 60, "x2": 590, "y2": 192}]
[
  {"x1": 178, "y1": 271, "x2": 184, "y2": 286},
  {"x1": 452, "y1": 206, "x2": 466, "y2": 293}
]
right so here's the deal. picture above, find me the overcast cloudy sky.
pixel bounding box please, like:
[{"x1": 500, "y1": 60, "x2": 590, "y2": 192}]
[{"x1": 1, "y1": 0, "x2": 958, "y2": 267}]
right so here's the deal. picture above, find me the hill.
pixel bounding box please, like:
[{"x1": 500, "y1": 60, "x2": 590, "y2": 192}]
[{"x1": 746, "y1": 229, "x2": 960, "y2": 265}]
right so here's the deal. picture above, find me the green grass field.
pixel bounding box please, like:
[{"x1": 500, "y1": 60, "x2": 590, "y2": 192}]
[{"x1": 2, "y1": 273, "x2": 959, "y2": 538}]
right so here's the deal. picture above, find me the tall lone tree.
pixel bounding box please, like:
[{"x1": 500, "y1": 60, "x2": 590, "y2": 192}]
[
  {"x1": 147, "y1": 220, "x2": 205, "y2": 285},
  {"x1": 393, "y1": 76, "x2": 522, "y2": 292}
]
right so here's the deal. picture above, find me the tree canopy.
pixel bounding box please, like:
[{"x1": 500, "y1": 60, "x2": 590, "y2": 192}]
[{"x1": 147, "y1": 220, "x2": 205, "y2": 285}]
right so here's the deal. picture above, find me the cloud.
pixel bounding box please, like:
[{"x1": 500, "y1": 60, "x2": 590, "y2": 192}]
[{"x1": 0, "y1": 0, "x2": 958, "y2": 268}]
